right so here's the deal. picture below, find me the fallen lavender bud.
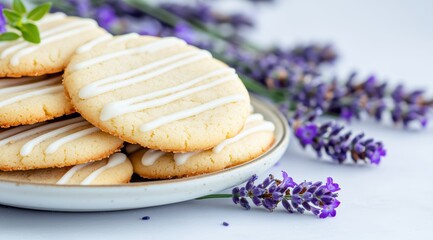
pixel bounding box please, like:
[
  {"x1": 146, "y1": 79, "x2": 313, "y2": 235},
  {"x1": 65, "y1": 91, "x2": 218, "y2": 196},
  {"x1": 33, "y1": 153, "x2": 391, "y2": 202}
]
[{"x1": 231, "y1": 172, "x2": 341, "y2": 218}]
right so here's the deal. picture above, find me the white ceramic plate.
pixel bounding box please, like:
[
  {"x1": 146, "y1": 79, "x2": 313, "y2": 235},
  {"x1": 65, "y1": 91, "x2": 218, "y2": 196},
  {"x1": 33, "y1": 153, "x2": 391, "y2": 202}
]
[{"x1": 0, "y1": 96, "x2": 289, "y2": 212}]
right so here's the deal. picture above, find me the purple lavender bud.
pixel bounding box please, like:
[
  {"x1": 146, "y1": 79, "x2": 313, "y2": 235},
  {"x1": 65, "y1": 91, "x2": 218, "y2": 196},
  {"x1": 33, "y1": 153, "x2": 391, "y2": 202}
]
[
  {"x1": 239, "y1": 198, "x2": 251, "y2": 210},
  {"x1": 232, "y1": 187, "x2": 240, "y2": 204},
  {"x1": 95, "y1": 5, "x2": 117, "y2": 30},
  {"x1": 0, "y1": 4, "x2": 6, "y2": 34},
  {"x1": 245, "y1": 175, "x2": 258, "y2": 191},
  {"x1": 326, "y1": 177, "x2": 341, "y2": 192}
]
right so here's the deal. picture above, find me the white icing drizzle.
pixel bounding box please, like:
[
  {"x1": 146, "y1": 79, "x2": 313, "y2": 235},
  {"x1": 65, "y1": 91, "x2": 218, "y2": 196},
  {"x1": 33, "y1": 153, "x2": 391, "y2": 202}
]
[
  {"x1": 125, "y1": 144, "x2": 141, "y2": 154},
  {"x1": 173, "y1": 151, "x2": 200, "y2": 166},
  {"x1": 38, "y1": 12, "x2": 67, "y2": 25},
  {"x1": 0, "y1": 85, "x2": 63, "y2": 108},
  {"x1": 76, "y1": 34, "x2": 113, "y2": 53},
  {"x1": 79, "y1": 50, "x2": 211, "y2": 99},
  {"x1": 107, "y1": 33, "x2": 139, "y2": 46},
  {"x1": 140, "y1": 113, "x2": 275, "y2": 166},
  {"x1": 246, "y1": 113, "x2": 264, "y2": 124},
  {"x1": 0, "y1": 76, "x2": 61, "y2": 95},
  {"x1": 213, "y1": 122, "x2": 275, "y2": 153},
  {"x1": 56, "y1": 162, "x2": 91, "y2": 184},
  {"x1": 1, "y1": 20, "x2": 97, "y2": 60},
  {"x1": 70, "y1": 37, "x2": 186, "y2": 72},
  {"x1": 80, "y1": 153, "x2": 127, "y2": 185},
  {"x1": 100, "y1": 69, "x2": 237, "y2": 121},
  {"x1": 140, "y1": 94, "x2": 245, "y2": 132},
  {"x1": 0, "y1": 117, "x2": 100, "y2": 156},
  {"x1": 20, "y1": 121, "x2": 91, "y2": 156},
  {"x1": 45, "y1": 127, "x2": 99, "y2": 154},
  {"x1": 10, "y1": 22, "x2": 98, "y2": 66},
  {"x1": 0, "y1": 13, "x2": 66, "y2": 49},
  {"x1": 0, "y1": 117, "x2": 83, "y2": 147},
  {"x1": 141, "y1": 150, "x2": 166, "y2": 166}
]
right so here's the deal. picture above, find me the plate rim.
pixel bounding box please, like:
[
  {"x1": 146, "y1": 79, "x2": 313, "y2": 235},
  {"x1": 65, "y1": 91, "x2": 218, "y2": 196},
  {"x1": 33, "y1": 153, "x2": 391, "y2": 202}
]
[{"x1": 0, "y1": 95, "x2": 289, "y2": 189}]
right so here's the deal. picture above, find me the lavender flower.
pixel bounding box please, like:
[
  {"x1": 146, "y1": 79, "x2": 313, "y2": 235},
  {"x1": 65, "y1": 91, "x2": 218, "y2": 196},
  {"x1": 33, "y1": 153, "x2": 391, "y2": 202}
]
[
  {"x1": 231, "y1": 172, "x2": 341, "y2": 218},
  {"x1": 0, "y1": 4, "x2": 6, "y2": 34},
  {"x1": 95, "y1": 5, "x2": 118, "y2": 30},
  {"x1": 290, "y1": 108, "x2": 386, "y2": 164}
]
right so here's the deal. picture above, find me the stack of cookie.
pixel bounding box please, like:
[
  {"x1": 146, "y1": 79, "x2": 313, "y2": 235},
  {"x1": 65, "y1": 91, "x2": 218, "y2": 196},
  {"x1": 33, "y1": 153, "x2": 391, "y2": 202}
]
[
  {"x1": 0, "y1": 13, "x2": 132, "y2": 185},
  {"x1": 0, "y1": 13, "x2": 275, "y2": 184}
]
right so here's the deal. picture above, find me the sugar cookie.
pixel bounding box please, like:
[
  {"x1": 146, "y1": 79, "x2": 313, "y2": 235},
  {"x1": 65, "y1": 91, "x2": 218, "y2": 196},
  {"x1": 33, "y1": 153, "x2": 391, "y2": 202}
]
[
  {"x1": 129, "y1": 113, "x2": 275, "y2": 179},
  {"x1": 63, "y1": 35, "x2": 250, "y2": 152}
]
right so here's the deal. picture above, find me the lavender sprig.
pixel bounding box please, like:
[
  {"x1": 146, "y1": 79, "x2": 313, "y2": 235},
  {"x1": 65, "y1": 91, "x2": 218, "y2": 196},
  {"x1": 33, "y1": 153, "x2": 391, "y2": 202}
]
[
  {"x1": 289, "y1": 108, "x2": 386, "y2": 164},
  {"x1": 200, "y1": 172, "x2": 341, "y2": 219}
]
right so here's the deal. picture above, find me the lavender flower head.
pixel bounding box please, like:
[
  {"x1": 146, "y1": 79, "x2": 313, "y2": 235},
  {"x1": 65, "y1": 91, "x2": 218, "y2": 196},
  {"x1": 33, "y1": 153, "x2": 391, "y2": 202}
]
[
  {"x1": 232, "y1": 171, "x2": 341, "y2": 219},
  {"x1": 290, "y1": 108, "x2": 386, "y2": 164},
  {"x1": 0, "y1": 4, "x2": 6, "y2": 34}
]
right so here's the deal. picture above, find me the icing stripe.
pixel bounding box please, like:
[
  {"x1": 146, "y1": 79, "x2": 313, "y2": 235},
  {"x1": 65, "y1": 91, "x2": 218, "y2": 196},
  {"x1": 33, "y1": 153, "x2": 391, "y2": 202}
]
[
  {"x1": 213, "y1": 122, "x2": 275, "y2": 153},
  {"x1": 141, "y1": 150, "x2": 166, "y2": 166},
  {"x1": 76, "y1": 34, "x2": 113, "y2": 53},
  {"x1": 45, "y1": 127, "x2": 99, "y2": 154},
  {"x1": 20, "y1": 121, "x2": 91, "y2": 156},
  {"x1": 0, "y1": 123, "x2": 44, "y2": 140},
  {"x1": 0, "y1": 76, "x2": 61, "y2": 95},
  {"x1": 0, "y1": 117, "x2": 84, "y2": 147},
  {"x1": 56, "y1": 162, "x2": 91, "y2": 184},
  {"x1": 107, "y1": 33, "x2": 139, "y2": 46},
  {"x1": 140, "y1": 94, "x2": 246, "y2": 132},
  {"x1": 173, "y1": 151, "x2": 200, "y2": 166},
  {"x1": 70, "y1": 37, "x2": 186, "y2": 72},
  {"x1": 10, "y1": 23, "x2": 98, "y2": 66},
  {"x1": 246, "y1": 113, "x2": 264, "y2": 124},
  {"x1": 38, "y1": 13, "x2": 67, "y2": 25},
  {"x1": 140, "y1": 113, "x2": 275, "y2": 166},
  {"x1": 1, "y1": 20, "x2": 97, "y2": 59},
  {"x1": 79, "y1": 50, "x2": 211, "y2": 99},
  {"x1": 0, "y1": 85, "x2": 63, "y2": 108},
  {"x1": 80, "y1": 153, "x2": 127, "y2": 185},
  {"x1": 100, "y1": 72, "x2": 237, "y2": 121}
]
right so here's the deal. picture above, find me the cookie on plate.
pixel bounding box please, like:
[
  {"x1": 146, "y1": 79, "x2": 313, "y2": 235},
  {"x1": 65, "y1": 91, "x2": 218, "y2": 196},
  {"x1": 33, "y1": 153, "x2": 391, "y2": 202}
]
[
  {"x1": 0, "y1": 13, "x2": 108, "y2": 77},
  {"x1": 0, "y1": 115, "x2": 123, "y2": 171},
  {"x1": 129, "y1": 113, "x2": 275, "y2": 179},
  {"x1": 63, "y1": 35, "x2": 250, "y2": 152},
  {"x1": 0, "y1": 73, "x2": 74, "y2": 128},
  {"x1": 0, "y1": 153, "x2": 133, "y2": 185}
]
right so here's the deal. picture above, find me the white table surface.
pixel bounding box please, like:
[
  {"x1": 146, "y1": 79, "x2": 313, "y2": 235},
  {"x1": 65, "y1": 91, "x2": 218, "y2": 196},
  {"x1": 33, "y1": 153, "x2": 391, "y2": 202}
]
[{"x1": 1, "y1": 0, "x2": 432, "y2": 239}]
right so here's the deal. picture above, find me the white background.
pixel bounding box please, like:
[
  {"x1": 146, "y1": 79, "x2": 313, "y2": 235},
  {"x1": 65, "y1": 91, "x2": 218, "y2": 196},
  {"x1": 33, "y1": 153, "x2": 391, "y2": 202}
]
[{"x1": 1, "y1": 0, "x2": 433, "y2": 239}]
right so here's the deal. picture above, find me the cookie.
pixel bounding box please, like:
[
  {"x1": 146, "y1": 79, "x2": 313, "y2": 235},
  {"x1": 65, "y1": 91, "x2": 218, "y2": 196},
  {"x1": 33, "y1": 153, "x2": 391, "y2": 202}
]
[
  {"x1": 63, "y1": 35, "x2": 250, "y2": 152},
  {"x1": 0, "y1": 116, "x2": 123, "y2": 171},
  {"x1": 0, "y1": 153, "x2": 133, "y2": 185},
  {"x1": 0, "y1": 13, "x2": 108, "y2": 77},
  {"x1": 0, "y1": 73, "x2": 75, "y2": 128},
  {"x1": 129, "y1": 113, "x2": 275, "y2": 179}
]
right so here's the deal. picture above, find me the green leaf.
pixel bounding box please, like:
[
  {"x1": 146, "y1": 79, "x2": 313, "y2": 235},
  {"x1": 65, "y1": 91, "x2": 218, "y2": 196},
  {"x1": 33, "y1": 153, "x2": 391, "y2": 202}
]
[
  {"x1": 0, "y1": 32, "x2": 21, "y2": 41},
  {"x1": 2, "y1": 9, "x2": 22, "y2": 25},
  {"x1": 12, "y1": 0, "x2": 27, "y2": 15},
  {"x1": 20, "y1": 23, "x2": 40, "y2": 44},
  {"x1": 27, "y1": 2, "x2": 52, "y2": 21}
]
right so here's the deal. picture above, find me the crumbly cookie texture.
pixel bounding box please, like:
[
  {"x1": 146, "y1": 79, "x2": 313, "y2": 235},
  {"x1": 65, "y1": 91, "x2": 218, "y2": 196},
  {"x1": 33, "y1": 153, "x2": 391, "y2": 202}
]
[
  {"x1": 0, "y1": 117, "x2": 123, "y2": 171},
  {"x1": 0, "y1": 154, "x2": 133, "y2": 185},
  {"x1": 63, "y1": 35, "x2": 250, "y2": 152},
  {"x1": 129, "y1": 118, "x2": 275, "y2": 179},
  {"x1": 0, "y1": 74, "x2": 75, "y2": 128},
  {"x1": 0, "y1": 14, "x2": 107, "y2": 77}
]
